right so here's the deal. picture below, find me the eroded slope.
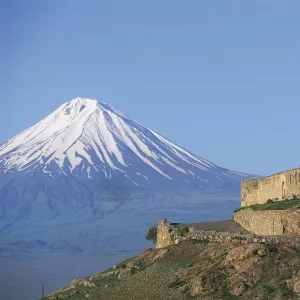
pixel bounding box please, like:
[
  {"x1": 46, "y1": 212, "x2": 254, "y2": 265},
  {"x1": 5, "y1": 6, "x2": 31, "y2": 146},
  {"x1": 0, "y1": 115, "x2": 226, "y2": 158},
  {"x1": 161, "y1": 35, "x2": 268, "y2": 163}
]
[{"x1": 45, "y1": 240, "x2": 300, "y2": 300}]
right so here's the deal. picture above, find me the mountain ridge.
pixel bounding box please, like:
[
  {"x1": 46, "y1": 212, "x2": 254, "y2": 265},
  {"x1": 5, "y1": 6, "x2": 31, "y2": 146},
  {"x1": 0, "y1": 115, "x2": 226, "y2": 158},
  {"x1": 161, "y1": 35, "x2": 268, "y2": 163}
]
[
  {"x1": 0, "y1": 97, "x2": 256, "y2": 233},
  {"x1": 0, "y1": 97, "x2": 256, "y2": 300},
  {"x1": 0, "y1": 97, "x2": 251, "y2": 190}
]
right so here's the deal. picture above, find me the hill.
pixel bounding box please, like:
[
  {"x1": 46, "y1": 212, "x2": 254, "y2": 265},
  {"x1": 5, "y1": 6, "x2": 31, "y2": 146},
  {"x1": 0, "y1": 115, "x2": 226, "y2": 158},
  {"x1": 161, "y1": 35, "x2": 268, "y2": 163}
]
[{"x1": 45, "y1": 240, "x2": 300, "y2": 300}]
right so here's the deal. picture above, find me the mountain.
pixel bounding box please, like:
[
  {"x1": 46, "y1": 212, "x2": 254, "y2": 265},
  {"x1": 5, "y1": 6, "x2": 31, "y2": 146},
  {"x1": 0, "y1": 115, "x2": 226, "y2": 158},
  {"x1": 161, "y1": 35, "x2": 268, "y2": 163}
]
[
  {"x1": 1, "y1": 97, "x2": 250, "y2": 175},
  {"x1": 0, "y1": 97, "x2": 252, "y2": 222},
  {"x1": 0, "y1": 97, "x2": 248, "y2": 184},
  {"x1": 0, "y1": 97, "x2": 255, "y2": 300}
]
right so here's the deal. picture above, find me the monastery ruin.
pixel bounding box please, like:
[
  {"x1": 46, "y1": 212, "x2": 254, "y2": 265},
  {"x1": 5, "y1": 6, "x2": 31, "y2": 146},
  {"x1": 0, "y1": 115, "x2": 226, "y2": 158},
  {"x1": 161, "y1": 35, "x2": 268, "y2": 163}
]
[{"x1": 241, "y1": 168, "x2": 300, "y2": 207}]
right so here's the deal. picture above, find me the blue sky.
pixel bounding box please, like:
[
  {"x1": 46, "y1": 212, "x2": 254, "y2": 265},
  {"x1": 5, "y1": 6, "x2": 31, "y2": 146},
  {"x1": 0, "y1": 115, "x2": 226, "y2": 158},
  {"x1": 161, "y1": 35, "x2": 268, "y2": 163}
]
[{"x1": 1, "y1": 0, "x2": 300, "y2": 175}]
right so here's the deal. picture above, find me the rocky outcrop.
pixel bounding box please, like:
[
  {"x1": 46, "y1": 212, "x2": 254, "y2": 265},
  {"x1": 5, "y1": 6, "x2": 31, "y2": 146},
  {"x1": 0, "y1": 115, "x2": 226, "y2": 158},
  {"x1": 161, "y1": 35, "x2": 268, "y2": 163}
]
[
  {"x1": 225, "y1": 244, "x2": 266, "y2": 267},
  {"x1": 46, "y1": 239, "x2": 300, "y2": 300},
  {"x1": 47, "y1": 278, "x2": 95, "y2": 298},
  {"x1": 287, "y1": 271, "x2": 300, "y2": 294},
  {"x1": 190, "y1": 275, "x2": 207, "y2": 296}
]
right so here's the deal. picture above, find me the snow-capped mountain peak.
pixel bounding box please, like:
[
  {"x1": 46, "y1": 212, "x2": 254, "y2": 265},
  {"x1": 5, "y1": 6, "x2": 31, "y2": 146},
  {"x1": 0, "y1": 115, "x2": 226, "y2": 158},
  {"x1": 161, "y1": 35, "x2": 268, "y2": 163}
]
[
  {"x1": 0, "y1": 97, "x2": 256, "y2": 298},
  {"x1": 0, "y1": 97, "x2": 250, "y2": 188}
]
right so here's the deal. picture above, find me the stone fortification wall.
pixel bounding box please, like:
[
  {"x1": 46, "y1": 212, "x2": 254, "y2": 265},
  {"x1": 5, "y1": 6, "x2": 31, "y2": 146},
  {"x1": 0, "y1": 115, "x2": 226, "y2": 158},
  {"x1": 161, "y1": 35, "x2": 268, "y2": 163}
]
[
  {"x1": 234, "y1": 207, "x2": 300, "y2": 236},
  {"x1": 242, "y1": 168, "x2": 300, "y2": 207},
  {"x1": 156, "y1": 219, "x2": 300, "y2": 249},
  {"x1": 156, "y1": 219, "x2": 174, "y2": 249}
]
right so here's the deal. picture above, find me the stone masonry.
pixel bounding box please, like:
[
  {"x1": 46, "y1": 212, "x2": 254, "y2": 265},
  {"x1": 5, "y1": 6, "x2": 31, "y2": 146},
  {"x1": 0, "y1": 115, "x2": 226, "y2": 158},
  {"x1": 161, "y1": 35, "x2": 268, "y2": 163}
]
[
  {"x1": 155, "y1": 219, "x2": 300, "y2": 249},
  {"x1": 241, "y1": 167, "x2": 300, "y2": 207},
  {"x1": 234, "y1": 207, "x2": 300, "y2": 236},
  {"x1": 156, "y1": 219, "x2": 174, "y2": 249}
]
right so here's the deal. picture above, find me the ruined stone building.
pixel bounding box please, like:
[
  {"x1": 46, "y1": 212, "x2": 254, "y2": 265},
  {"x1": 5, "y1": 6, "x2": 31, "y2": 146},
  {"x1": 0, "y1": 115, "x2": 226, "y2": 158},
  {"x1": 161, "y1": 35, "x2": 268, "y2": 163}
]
[{"x1": 241, "y1": 168, "x2": 300, "y2": 207}]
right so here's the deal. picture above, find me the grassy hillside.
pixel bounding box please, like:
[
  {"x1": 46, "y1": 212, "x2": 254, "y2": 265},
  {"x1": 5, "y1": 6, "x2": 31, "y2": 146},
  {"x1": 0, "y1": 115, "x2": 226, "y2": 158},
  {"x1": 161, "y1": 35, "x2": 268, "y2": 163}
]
[{"x1": 45, "y1": 240, "x2": 300, "y2": 300}]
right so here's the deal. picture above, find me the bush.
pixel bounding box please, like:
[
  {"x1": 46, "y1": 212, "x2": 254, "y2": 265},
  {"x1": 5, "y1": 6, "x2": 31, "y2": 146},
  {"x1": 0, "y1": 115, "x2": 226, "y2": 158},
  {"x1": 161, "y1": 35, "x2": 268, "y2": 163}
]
[
  {"x1": 145, "y1": 226, "x2": 157, "y2": 243},
  {"x1": 268, "y1": 245, "x2": 279, "y2": 254},
  {"x1": 176, "y1": 226, "x2": 189, "y2": 237},
  {"x1": 264, "y1": 285, "x2": 275, "y2": 294},
  {"x1": 191, "y1": 238, "x2": 209, "y2": 244},
  {"x1": 168, "y1": 278, "x2": 186, "y2": 288}
]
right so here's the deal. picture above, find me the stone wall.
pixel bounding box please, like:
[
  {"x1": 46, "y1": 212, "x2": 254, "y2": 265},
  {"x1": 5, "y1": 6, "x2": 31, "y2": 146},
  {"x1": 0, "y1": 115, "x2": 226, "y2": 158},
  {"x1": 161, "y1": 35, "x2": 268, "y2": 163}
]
[
  {"x1": 234, "y1": 207, "x2": 300, "y2": 236},
  {"x1": 156, "y1": 219, "x2": 175, "y2": 249},
  {"x1": 156, "y1": 219, "x2": 300, "y2": 249},
  {"x1": 242, "y1": 168, "x2": 300, "y2": 207}
]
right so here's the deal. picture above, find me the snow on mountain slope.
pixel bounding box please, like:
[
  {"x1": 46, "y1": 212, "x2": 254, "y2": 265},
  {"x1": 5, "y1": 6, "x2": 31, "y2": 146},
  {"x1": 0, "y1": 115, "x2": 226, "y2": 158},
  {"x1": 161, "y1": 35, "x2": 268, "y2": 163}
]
[
  {"x1": 0, "y1": 96, "x2": 257, "y2": 229},
  {"x1": 0, "y1": 97, "x2": 250, "y2": 188},
  {"x1": 0, "y1": 97, "x2": 257, "y2": 300}
]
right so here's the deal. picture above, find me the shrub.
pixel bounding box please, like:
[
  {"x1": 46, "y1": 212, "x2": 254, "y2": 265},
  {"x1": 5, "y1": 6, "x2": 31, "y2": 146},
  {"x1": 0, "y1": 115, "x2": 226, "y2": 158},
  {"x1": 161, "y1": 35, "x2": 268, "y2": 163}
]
[
  {"x1": 264, "y1": 285, "x2": 275, "y2": 294},
  {"x1": 168, "y1": 278, "x2": 186, "y2": 288},
  {"x1": 268, "y1": 245, "x2": 279, "y2": 254},
  {"x1": 176, "y1": 226, "x2": 189, "y2": 237},
  {"x1": 145, "y1": 226, "x2": 157, "y2": 243},
  {"x1": 191, "y1": 238, "x2": 209, "y2": 244}
]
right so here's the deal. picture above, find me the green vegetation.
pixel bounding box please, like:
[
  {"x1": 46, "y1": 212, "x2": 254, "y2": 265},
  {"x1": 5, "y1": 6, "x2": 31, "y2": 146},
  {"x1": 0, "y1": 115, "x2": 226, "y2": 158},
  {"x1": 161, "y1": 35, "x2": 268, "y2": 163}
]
[
  {"x1": 167, "y1": 278, "x2": 186, "y2": 288},
  {"x1": 220, "y1": 284, "x2": 239, "y2": 300},
  {"x1": 191, "y1": 238, "x2": 209, "y2": 245},
  {"x1": 175, "y1": 226, "x2": 189, "y2": 237},
  {"x1": 90, "y1": 273, "x2": 118, "y2": 285},
  {"x1": 264, "y1": 285, "x2": 275, "y2": 294},
  {"x1": 268, "y1": 245, "x2": 279, "y2": 254},
  {"x1": 145, "y1": 226, "x2": 157, "y2": 243},
  {"x1": 45, "y1": 240, "x2": 300, "y2": 300},
  {"x1": 234, "y1": 196, "x2": 300, "y2": 213}
]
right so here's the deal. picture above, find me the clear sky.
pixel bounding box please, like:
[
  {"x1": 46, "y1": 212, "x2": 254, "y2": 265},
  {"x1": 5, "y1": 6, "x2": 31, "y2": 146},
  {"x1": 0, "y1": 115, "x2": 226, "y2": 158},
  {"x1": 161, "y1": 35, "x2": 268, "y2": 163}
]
[{"x1": 1, "y1": 0, "x2": 300, "y2": 175}]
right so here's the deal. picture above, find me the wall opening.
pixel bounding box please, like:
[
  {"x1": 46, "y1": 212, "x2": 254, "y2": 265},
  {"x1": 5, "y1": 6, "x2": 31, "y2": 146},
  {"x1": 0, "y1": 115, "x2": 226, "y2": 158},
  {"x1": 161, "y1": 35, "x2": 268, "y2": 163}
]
[{"x1": 282, "y1": 181, "x2": 285, "y2": 198}]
